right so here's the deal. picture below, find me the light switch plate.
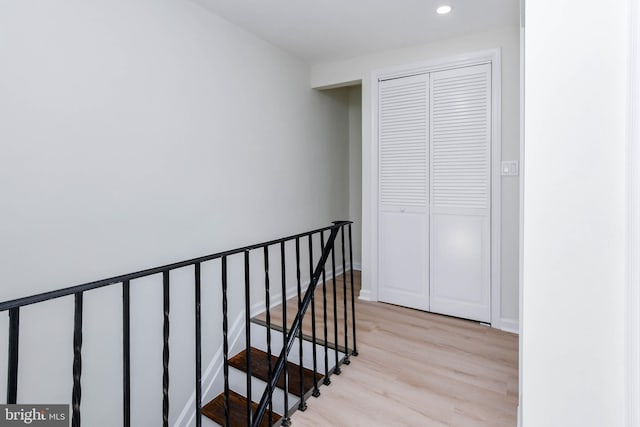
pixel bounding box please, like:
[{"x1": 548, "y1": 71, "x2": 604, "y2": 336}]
[{"x1": 501, "y1": 160, "x2": 519, "y2": 176}]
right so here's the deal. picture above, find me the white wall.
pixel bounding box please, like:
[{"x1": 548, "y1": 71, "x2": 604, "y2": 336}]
[
  {"x1": 348, "y1": 86, "x2": 362, "y2": 268},
  {"x1": 521, "y1": 1, "x2": 628, "y2": 426},
  {"x1": 627, "y1": 1, "x2": 640, "y2": 425},
  {"x1": 311, "y1": 27, "x2": 520, "y2": 326},
  {"x1": 0, "y1": 1, "x2": 350, "y2": 425}
]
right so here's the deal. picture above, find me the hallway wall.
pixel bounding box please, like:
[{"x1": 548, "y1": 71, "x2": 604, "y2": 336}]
[
  {"x1": 0, "y1": 1, "x2": 350, "y2": 424},
  {"x1": 311, "y1": 27, "x2": 521, "y2": 328},
  {"x1": 521, "y1": 0, "x2": 629, "y2": 425}
]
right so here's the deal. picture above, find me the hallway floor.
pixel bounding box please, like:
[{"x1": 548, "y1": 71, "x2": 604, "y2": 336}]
[{"x1": 277, "y1": 272, "x2": 519, "y2": 427}]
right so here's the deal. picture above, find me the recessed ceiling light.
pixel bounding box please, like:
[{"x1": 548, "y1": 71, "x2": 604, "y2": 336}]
[{"x1": 436, "y1": 5, "x2": 452, "y2": 15}]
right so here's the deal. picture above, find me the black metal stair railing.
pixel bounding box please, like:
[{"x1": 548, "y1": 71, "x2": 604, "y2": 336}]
[
  {"x1": 251, "y1": 221, "x2": 358, "y2": 427},
  {"x1": 0, "y1": 220, "x2": 359, "y2": 427}
]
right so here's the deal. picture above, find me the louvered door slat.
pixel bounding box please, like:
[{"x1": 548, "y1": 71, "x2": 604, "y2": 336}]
[
  {"x1": 430, "y1": 64, "x2": 491, "y2": 209},
  {"x1": 379, "y1": 74, "x2": 429, "y2": 208}
]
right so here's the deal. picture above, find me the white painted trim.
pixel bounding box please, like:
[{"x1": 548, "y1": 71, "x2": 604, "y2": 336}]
[
  {"x1": 490, "y1": 50, "x2": 503, "y2": 331},
  {"x1": 173, "y1": 313, "x2": 245, "y2": 427},
  {"x1": 369, "y1": 74, "x2": 380, "y2": 303},
  {"x1": 627, "y1": 0, "x2": 640, "y2": 425},
  {"x1": 358, "y1": 289, "x2": 372, "y2": 301},
  {"x1": 370, "y1": 48, "x2": 503, "y2": 328},
  {"x1": 518, "y1": 9, "x2": 525, "y2": 427},
  {"x1": 500, "y1": 318, "x2": 519, "y2": 334},
  {"x1": 372, "y1": 49, "x2": 502, "y2": 82}
]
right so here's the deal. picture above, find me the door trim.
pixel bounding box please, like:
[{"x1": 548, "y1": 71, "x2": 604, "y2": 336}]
[
  {"x1": 627, "y1": 0, "x2": 640, "y2": 424},
  {"x1": 369, "y1": 48, "x2": 502, "y2": 328}
]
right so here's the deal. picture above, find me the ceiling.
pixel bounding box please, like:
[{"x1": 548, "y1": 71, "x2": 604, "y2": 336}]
[{"x1": 193, "y1": 0, "x2": 519, "y2": 64}]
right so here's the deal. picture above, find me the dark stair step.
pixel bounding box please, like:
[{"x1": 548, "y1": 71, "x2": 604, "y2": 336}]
[
  {"x1": 229, "y1": 347, "x2": 323, "y2": 397},
  {"x1": 201, "y1": 389, "x2": 281, "y2": 427}
]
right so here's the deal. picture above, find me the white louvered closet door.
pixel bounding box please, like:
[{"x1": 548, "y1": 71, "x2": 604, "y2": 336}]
[
  {"x1": 429, "y1": 64, "x2": 491, "y2": 322},
  {"x1": 378, "y1": 74, "x2": 430, "y2": 311}
]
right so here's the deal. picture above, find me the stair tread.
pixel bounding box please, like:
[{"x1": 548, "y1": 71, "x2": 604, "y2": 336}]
[
  {"x1": 202, "y1": 389, "x2": 281, "y2": 427},
  {"x1": 229, "y1": 347, "x2": 323, "y2": 397}
]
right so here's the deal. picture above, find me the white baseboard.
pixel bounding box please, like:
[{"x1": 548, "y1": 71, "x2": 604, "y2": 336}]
[
  {"x1": 173, "y1": 313, "x2": 245, "y2": 427},
  {"x1": 500, "y1": 318, "x2": 519, "y2": 334},
  {"x1": 351, "y1": 261, "x2": 362, "y2": 271},
  {"x1": 517, "y1": 404, "x2": 522, "y2": 427},
  {"x1": 358, "y1": 289, "x2": 372, "y2": 301}
]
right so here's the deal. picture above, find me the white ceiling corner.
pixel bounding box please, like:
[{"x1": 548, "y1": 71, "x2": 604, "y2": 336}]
[{"x1": 192, "y1": 0, "x2": 519, "y2": 64}]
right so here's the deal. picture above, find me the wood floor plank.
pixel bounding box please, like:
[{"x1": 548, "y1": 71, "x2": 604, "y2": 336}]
[{"x1": 262, "y1": 271, "x2": 519, "y2": 427}]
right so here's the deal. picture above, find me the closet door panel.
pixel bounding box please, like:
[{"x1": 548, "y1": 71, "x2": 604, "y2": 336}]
[
  {"x1": 379, "y1": 211, "x2": 430, "y2": 310},
  {"x1": 429, "y1": 64, "x2": 491, "y2": 323},
  {"x1": 430, "y1": 209, "x2": 490, "y2": 321},
  {"x1": 378, "y1": 74, "x2": 430, "y2": 311}
]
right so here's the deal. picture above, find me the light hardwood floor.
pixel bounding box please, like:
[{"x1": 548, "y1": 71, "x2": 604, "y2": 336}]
[
  {"x1": 261, "y1": 271, "x2": 519, "y2": 427},
  {"x1": 256, "y1": 271, "x2": 360, "y2": 350}
]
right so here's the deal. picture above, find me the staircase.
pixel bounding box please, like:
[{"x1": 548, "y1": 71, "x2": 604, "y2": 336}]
[
  {"x1": 200, "y1": 300, "x2": 351, "y2": 426},
  {"x1": 0, "y1": 221, "x2": 357, "y2": 427}
]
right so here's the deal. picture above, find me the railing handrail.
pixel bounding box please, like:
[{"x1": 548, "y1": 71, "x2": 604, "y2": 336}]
[
  {"x1": 251, "y1": 221, "x2": 346, "y2": 427},
  {"x1": 3, "y1": 220, "x2": 355, "y2": 427},
  {"x1": 0, "y1": 222, "x2": 351, "y2": 312}
]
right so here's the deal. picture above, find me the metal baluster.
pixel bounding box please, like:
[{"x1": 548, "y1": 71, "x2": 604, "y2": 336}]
[
  {"x1": 122, "y1": 281, "x2": 131, "y2": 427},
  {"x1": 280, "y1": 242, "x2": 291, "y2": 426},
  {"x1": 251, "y1": 224, "x2": 342, "y2": 427},
  {"x1": 348, "y1": 224, "x2": 358, "y2": 356},
  {"x1": 162, "y1": 272, "x2": 170, "y2": 427},
  {"x1": 308, "y1": 234, "x2": 320, "y2": 397},
  {"x1": 72, "y1": 292, "x2": 83, "y2": 427},
  {"x1": 222, "y1": 257, "x2": 230, "y2": 427},
  {"x1": 320, "y1": 231, "x2": 330, "y2": 386},
  {"x1": 331, "y1": 234, "x2": 341, "y2": 376},
  {"x1": 340, "y1": 225, "x2": 350, "y2": 365},
  {"x1": 295, "y1": 238, "x2": 307, "y2": 411},
  {"x1": 7, "y1": 308, "x2": 19, "y2": 404},
  {"x1": 264, "y1": 246, "x2": 273, "y2": 427},
  {"x1": 244, "y1": 251, "x2": 253, "y2": 426},
  {"x1": 194, "y1": 264, "x2": 202, "y2": 427}
]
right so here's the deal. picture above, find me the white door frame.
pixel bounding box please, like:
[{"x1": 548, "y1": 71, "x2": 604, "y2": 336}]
[
  {"x1": 626, "y1": 0, "x2": 640, "y2": 424},
  {"x1": 369, "y1": 48, "x2": 503, "y2": 328}
]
